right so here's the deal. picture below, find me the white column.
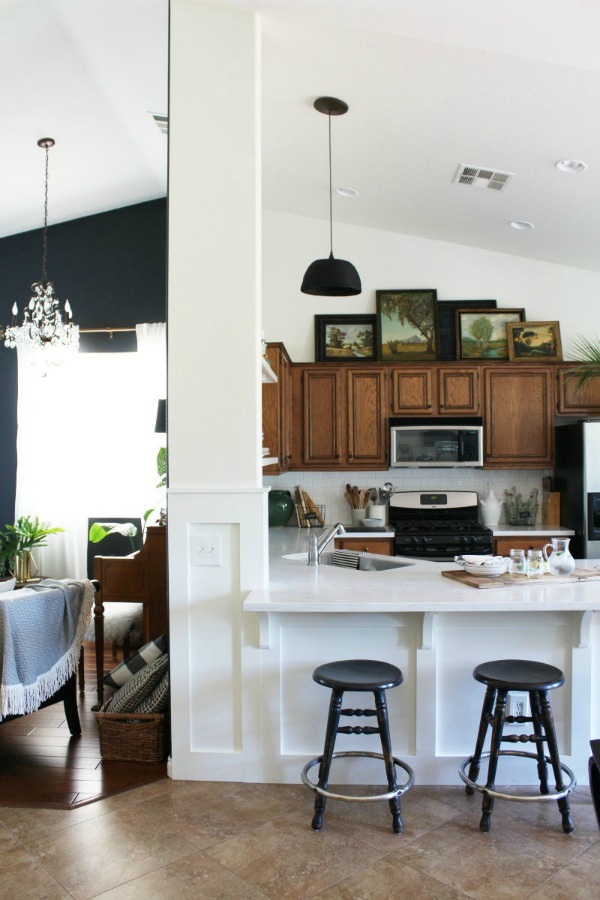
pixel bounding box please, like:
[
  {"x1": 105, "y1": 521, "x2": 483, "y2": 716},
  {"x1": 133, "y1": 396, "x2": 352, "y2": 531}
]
[{"x1": 168, "y1": 1, "x2": 266, "y2": 779}]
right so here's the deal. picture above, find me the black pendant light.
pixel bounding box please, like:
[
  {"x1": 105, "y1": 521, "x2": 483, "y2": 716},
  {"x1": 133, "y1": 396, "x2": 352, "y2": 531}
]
[{"x1": 301, "y1": 97, "x2": 361, "y2": 296}]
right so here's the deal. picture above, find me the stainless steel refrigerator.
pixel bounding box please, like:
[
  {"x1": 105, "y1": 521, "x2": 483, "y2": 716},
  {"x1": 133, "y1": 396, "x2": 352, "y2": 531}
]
[{"x1": 555, "y1": 420, "x2": 600, "y2": 558}]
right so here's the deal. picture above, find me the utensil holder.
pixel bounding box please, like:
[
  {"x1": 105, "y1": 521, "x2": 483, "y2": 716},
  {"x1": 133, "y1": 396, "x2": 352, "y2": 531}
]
[
  {"x1": 367, "y1": 504, "x2": 388, "y2": 524},
  {"x1": 350, "y1": 508, "x2": 365, "y2": 525},
  {"x1": 505, "y1": 500, "x2": 538, "y2": 527}
]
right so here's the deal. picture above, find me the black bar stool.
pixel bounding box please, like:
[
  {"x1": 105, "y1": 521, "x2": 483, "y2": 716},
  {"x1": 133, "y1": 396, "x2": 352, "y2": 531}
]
[
  {"x1": 301, "y1": 658, "x2": 415, "y2": 833},
  {"x1": 459, "y1": 658, "x2": 576, "y2": 833}
]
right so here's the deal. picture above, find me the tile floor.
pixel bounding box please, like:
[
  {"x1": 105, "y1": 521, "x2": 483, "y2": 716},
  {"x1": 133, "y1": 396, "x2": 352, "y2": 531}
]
[{"x1": 0, "y1": 779, "x2": 598, "y2": 899}]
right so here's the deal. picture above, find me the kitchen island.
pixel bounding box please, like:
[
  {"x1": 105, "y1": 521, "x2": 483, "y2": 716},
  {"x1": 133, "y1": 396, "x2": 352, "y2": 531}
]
[{"x1": 241, "y1": 527, "x2": 600, "y2": 786}]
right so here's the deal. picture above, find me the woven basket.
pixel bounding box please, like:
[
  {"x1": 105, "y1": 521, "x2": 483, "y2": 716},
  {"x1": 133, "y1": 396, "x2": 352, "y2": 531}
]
[{"x1": 95, "y1": 712, "x2": 167, "y2": 763}]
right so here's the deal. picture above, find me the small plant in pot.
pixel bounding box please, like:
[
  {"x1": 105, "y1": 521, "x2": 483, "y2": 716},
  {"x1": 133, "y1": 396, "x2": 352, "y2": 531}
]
[{"x1": 6, "y1": 515, "x2": 64, "y2": 583}]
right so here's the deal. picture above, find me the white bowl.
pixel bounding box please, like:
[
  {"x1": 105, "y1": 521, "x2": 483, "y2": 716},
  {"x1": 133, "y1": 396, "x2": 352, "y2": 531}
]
[
  {"x1": 459, "y1": 555, "x2": 494, "y2": 565},
  {"x1": 464, "y1": 560, "x2": 509, "y2": 577},
  {"x1": 0, "y1": 576, "x2": 16, "y2": 593},
  {"x1": 361, "y1": 518, "x2": 383, "y2": 527}
]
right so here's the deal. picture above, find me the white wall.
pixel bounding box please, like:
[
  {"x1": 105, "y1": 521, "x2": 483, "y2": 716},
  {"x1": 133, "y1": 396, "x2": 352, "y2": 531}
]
[{"x1": 262, "y1": 209, "x2": 600, "y2": 363}]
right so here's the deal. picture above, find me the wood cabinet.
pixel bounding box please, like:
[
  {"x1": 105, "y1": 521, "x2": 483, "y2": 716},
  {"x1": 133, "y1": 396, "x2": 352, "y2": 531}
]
[
  {"x1": 494, "y1": 536, "x2": 554, "y2": 556},
  {"x1": 291, "y1": 364, "x2": 388, "y2": 469},
  {"x1": 390, "y1": 365, "x2": 480, "y2": 416},
  {"x1": 484, "y1": 366, "x2": 554, "y2": 468},
  {"x1": 556, "y1": 367, "x2": 600, "y2": 415},
  {"x1": 262, "y1": 343, "x2": 292, "y2": 473},
  {"x1": 334, "y1": 537, "x2": 394, "y2": 555}
]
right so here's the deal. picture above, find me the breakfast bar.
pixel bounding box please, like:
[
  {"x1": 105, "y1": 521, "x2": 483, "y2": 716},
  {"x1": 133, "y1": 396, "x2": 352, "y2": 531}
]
[{"x1": 242, "y1": 527, "x2": 600, "y2": 786}]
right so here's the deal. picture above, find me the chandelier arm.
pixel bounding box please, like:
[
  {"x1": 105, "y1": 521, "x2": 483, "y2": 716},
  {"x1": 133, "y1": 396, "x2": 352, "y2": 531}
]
[{"x1": 42, "y1": 143, "x2": 49, "y2": 286}]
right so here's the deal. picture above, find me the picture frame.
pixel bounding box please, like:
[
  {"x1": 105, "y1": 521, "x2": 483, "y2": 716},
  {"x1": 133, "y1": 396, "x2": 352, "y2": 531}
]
[
  {"x1": 314, "y1": 314, "x2": 378, "y2": 362},
  {"x1": 437, "y1": 299, "x2": 497, "y2": 360},
  {"x1": 376, "y1": 289, "x2": 438, "y2": 361},
  {"x1": 456, "y1": 308, "x2": 525, "y2": 360},
  {"x1": 507, "y1": 321, "x2": 563, "y2": 362}
]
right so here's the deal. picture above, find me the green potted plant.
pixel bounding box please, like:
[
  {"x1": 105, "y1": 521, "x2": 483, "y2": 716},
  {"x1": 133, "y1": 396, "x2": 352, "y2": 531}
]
[
  {"x1": 566, "y1": 335, "x2": 600, "y2": 388},
  {"x1": 6, "y1": 515, "x2": 64, "y2": 583}
]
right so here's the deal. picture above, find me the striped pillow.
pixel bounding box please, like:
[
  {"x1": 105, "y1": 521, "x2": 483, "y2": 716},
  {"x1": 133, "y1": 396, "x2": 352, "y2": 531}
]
[
  {"x1": 103, "y1": 634, "x2": 167, "y2": 689},
  {"x1": 105, "y1": 653, "x2": 169, "y2": 714},
  {"x1": 132, "y1": 671, "x2": 170, "y2": 714}
]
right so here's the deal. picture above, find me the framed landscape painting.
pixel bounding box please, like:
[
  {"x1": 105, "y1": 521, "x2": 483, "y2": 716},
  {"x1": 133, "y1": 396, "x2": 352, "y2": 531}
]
[
  {"x1": 507, "y1": 321, "x2": 563, "y2": 361},
  {"x1": 437, "y1": 299, "x2": 497, "y2": 360},
  {"x1": 457, "y1": 308, "x2": 525, "y2": 360},
  {"x1": 315, "y1": 314, "x2": 377, "y2": 362},
  {"x1": 376, "y1": 289, "x2": 438, "y2": 361}
]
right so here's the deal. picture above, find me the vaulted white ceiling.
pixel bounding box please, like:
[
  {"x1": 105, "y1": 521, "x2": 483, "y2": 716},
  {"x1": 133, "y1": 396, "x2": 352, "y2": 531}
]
[{"x1": 2, "y1": 0, "x2": 599, "y2": 271}]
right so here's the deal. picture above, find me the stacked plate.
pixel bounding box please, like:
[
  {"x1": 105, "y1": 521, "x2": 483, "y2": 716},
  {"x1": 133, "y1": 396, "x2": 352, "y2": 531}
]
[{"x1": 454, "y1": 555, "x2": 509, "y2": 577}]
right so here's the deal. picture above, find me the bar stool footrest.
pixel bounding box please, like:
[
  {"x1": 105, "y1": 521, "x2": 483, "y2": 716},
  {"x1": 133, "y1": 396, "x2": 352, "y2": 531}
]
[
  {"x1": 302, "y1": 750, "x2": 415, "y2": 802},
  {"x1": 458, "y1": 750, "x2": 576, "y2": 802}
]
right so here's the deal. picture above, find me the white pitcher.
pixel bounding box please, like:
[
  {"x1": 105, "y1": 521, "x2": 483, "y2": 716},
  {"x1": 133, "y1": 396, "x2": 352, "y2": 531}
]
[{"x1": 479, "y1": 489, "x2": 502, "y2": 528}]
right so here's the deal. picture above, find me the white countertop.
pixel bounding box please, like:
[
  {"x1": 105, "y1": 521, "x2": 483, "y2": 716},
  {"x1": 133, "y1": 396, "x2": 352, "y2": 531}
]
[
  {"x1": 491, "y1": 525, "x2": 575, "y2": 537},
  {"x1": 244, "y1": 527, "x2": 599, "y2": 614}
]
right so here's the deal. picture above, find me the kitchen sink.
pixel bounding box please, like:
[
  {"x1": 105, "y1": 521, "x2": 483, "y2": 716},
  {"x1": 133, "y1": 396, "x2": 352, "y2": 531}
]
[{"x1": 283, "y1": 552, "x2": 414, "y2": 572}]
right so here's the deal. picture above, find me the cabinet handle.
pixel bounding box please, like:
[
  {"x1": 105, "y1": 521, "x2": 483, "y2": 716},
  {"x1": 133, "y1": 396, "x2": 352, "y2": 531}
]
[
  {"x1": 440, "y1": 403, "x2": 444, "y2": 409},
  {"x1": 427, "y1": 404, "x2": 432, "y2": 409}
]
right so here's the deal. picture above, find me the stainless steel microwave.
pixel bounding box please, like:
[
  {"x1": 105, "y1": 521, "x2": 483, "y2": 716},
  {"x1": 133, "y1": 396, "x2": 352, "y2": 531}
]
[{"x1": 390, "y1": 418, "x2": 484, "y2": 467}]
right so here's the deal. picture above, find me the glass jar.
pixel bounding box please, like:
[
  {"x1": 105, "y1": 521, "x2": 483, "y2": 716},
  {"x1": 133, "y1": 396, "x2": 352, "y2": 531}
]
[
  {"x1": 526, "y1": 548, "x2": 544, "y2": 578},
  {"x1": 508, "y1": 548, "x2": 527, "y2": 576}
]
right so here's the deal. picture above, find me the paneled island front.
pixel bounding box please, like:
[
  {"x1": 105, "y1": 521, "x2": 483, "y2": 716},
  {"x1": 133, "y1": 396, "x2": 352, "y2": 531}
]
[{"x1": 242, "y1": 527, "x2": 600, "y2": 787}]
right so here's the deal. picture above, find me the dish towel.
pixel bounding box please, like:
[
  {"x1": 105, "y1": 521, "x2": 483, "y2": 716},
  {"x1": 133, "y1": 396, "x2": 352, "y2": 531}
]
[{"x1": 331, "y1": 550, "x2": 360, "y2": 569}]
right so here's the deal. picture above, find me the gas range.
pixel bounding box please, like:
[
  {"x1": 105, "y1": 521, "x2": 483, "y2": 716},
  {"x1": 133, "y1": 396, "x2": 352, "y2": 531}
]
[{"x1": 389, "y1": 490, "x2": 493, "y2": 561}]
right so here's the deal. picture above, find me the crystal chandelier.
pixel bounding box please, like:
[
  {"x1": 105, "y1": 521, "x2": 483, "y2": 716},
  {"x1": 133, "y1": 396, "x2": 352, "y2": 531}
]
[{"x1": 4, "y1": 138, "x2": 79, "y2": 362}]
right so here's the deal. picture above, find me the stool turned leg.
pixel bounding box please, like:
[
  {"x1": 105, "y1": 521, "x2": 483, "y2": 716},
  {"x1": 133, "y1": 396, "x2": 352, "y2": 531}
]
[
  {"x1": 480, "y1": 689, "x2": 507, "y2": 833},
  {"x1": 466, "y1": 685, "x2": 496, "y2": 795},
  {"x1": 529, "y1": 691, "x2": 550, "y2": 795},
  {"x1": 312, "y1": 688, "x2": 343, "y2": 832},
  {"x1": 539, "y1": 690, "x2": 574, "y2": 834},
  {"x1": 374, "y1": 689, "x2": 402, "y2": 834}
]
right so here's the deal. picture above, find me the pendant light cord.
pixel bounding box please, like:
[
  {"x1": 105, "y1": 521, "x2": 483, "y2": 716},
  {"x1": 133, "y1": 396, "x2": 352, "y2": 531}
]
[
  {"x1": 328, "y1": 113, "x2": 333, "y2": 256},
  {"x1": 41, "y1": 143, "x2": 49, "y2": 286}
]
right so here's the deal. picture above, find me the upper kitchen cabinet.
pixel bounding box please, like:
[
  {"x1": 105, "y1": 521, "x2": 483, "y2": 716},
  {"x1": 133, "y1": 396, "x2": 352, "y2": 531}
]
[
  {"x1": 556, "y1": 367, "x2": 600, "y2": 415},
  {"x1": 291, "y1": 364, "x2": 388, "y2": 469},
  {"x1": 390, "y1": 365, "x2": 480, "y2": 416},
  {"x1": 484, "y1": 366, "x2": 554, "y2": 467},
  {"x1": 262, "y1": 343, "x2": 292, "y2": 474}
]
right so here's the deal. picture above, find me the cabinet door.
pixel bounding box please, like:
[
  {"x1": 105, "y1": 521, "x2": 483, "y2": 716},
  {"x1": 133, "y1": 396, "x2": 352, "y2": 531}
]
[
  {"x1": 390, "y1": 368, "x2": 433, "y2": 415},
  {"x1": 346, "y1": 368, "x2": 388, "y2": 467},
  {"x1": 262, "y1": 345, "x2": 292, "y2": 474},
  {"x1": 438, "y1": 367, "x2": 480, "y2": 415},
  {"x1": 557, "y1": 368, "x2": 600, "y2": 415},
  {"x1": 495, "y1": 537, "x2": 551, "y2": 555},
  {"x1": 300, "y1": 368, "x2": 343, "y2": 467},
  {"x1": 334, "y1": 537, "x2": 394, "y2": 555},
  {"x1": 484, "y1": 367, "x2": 553, "y2": 467}
]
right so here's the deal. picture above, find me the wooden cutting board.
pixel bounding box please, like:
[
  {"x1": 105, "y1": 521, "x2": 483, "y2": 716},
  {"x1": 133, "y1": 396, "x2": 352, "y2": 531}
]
[{"x1": 441, "y1": 568, "x2": 600, "y2": 589}]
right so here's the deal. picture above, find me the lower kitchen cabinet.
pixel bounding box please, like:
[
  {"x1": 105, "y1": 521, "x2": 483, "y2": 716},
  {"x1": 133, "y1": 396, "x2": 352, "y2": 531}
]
[
  {"x1": 334, "y1": 537, "x2": 394, "y2": 555},
  {"x1": 484, "y1": 366, "x2": 554, "y2": 467},
  {"x1": 494, "y1": 536, "x2": 554, "y2": 555}
]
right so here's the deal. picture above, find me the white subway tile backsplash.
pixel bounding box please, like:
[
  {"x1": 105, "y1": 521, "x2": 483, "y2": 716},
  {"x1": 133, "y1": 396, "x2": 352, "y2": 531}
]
[{"x1": 264, "y1": 468, "x2": 551, "y2": 527}]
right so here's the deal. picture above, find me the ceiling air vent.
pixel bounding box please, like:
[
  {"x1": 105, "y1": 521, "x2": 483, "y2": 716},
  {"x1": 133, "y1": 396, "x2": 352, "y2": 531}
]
[
  {"x1": 150, "y1": 113, "x2": 168, "y2": 135},
  {"x1": 453, "y1": 164, "x2": 513, "y2": 192}
]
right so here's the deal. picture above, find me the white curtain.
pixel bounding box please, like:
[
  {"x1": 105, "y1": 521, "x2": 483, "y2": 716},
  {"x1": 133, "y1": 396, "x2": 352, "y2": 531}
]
[{"x1": 14, "y1": 324, "x2": 166, "y2": 579}]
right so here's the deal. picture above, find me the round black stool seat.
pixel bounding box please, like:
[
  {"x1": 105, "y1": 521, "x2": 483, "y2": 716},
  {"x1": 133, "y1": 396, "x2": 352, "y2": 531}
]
[
  {"x1": 313, "y1": 659, "x2": 403, "y2": 691},
  {"x1": 303, "y1": 658, "x2": 413, "y2": 834},
  {"x1": 460, "y1": 657, "x2": 575, "y2": 835},
  {"x1": 473, "y1": 659, "x2": 565, "y2": 692}
]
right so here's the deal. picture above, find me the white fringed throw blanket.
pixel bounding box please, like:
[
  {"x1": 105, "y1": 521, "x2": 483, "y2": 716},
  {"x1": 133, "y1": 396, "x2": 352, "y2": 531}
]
[{"x1": 0, "y1": 578, "x2": 94, "y2": 720}]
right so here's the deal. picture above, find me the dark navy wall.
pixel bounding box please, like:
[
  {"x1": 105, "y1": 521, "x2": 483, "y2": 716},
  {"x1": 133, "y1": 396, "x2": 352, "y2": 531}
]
[{"x1": 0, "y1": 198, "x2": 167, "y2": 527}]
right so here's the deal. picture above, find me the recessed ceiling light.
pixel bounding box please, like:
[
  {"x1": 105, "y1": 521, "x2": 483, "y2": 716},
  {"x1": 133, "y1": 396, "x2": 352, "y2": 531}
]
[
  {"x1": 510, "y1": 220, "x2": 535, "y2": 230},
  {"x1": 555, "y1": 158, "x2": 587, "y2": 173},
  {"x1": 336, "y1": 187, "x2": 359, "y2": 197}
]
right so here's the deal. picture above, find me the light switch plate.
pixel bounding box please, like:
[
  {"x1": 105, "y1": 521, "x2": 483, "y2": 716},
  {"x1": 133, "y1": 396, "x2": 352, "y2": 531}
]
[{"x1": 192, "y1": 534, "x2": 223, "y2": 566}]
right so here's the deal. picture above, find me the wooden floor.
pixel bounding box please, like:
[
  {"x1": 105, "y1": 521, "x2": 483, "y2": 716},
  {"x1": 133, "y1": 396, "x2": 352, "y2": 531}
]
[{"x1": 0, "y1": 642, "x2": 167, "y2": 810}]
